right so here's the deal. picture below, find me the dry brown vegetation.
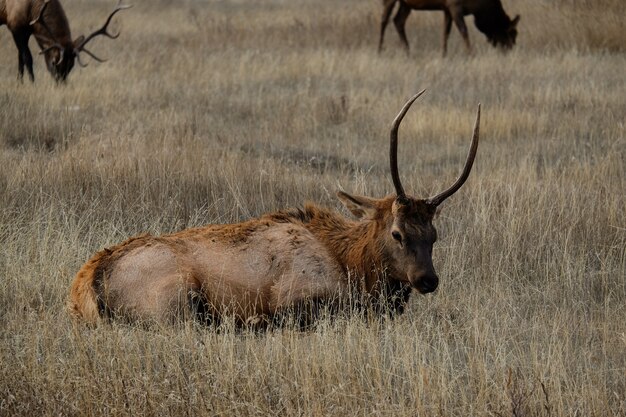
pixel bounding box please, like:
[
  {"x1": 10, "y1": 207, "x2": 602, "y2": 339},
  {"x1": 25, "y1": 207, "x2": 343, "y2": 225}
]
[{"x1": 1, "y1": 0, "x2": 625, "y2": 415}]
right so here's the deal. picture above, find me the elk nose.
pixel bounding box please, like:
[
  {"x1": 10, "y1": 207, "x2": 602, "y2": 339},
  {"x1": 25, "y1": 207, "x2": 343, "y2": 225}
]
[{"x1": 414, "y1": 273, "x2": 439, "y2": 294}]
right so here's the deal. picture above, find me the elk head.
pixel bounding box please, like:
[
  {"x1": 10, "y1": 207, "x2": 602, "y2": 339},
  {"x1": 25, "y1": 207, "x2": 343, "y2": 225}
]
[
  {"x1": 30, "y1": 0, "x2": 131, "y2": 82},
  {"x1": 490, "y1": 14, "x2": 520, "y2": 50},
  {"x1": 338, "y1": 91, "x2": 480, "y2": 294}
]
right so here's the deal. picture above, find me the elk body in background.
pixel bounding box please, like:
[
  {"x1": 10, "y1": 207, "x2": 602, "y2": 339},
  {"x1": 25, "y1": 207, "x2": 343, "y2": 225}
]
[
  {"x1": 0, "y1": 0, "x2": 130, "y2": 82},
  {"x1": 379, "y1": 0, "x2": 520, "y2": 56},
  {"x1": 69, "y1": 91, "x2": 481, "y2": 328}
]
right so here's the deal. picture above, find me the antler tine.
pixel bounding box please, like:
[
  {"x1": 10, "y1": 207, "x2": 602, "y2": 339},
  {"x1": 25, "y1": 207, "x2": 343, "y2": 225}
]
[
  {"x1": 29, "y1": 0, "x2": 50, "y2": 26},
  {"x1": 427, "y1": 104, "x2": 481, "y2": 207},
  {"x1": 76, "y1": 54, "x2": 88, "y2": 68},
  {"x1": 79, "y1": 47, "x2": 107, "y2": 63},
  {"x1": 75, "y1": 3, "x2": 133, "y2": 51},
  {"x1": 390, "y1": 89, "x2": 427, "y2": 200}
]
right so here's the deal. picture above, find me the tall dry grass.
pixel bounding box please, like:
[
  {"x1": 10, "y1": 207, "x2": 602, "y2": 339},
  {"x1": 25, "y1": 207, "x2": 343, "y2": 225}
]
[{"x1": 1, "y1": 0, "x2": 625, "y2": 415}]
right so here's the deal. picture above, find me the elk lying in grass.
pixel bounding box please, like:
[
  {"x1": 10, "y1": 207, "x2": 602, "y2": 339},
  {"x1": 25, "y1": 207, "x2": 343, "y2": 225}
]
[
  {"x1": 69, "y1": 91, "x2": 481, "y2": 328},
  {"x1": 0, "y1": 0, "x2": 130, "y2": 82},
  {"x1": 379, "y1": 0, "x2": 520, "y2": 56}
]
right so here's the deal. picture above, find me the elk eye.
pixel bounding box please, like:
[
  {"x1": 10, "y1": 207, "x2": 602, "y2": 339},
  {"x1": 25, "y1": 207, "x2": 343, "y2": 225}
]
[{"x1": 391, "y1": 231, "x2": 403, "y2": 243}]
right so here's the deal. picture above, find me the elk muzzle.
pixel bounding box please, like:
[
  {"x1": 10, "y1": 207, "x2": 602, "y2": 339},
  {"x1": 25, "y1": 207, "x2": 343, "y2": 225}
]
[
  {"x1": 409, "y1": 265, "x2": 439, "y2": 294},
  {"x1": 412, "y1": 272, "x2": 439, "y2": 294}
]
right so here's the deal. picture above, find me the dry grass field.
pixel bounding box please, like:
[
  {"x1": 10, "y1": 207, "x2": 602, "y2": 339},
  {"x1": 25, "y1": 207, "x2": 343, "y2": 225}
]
[{"x1": 1, "y1": 0, "x2": 625, "y2": 415}]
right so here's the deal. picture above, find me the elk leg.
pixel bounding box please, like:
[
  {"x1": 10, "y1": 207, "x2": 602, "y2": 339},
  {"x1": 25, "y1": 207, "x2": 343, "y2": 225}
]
[
  {"x1": 379, "y1": 0, "x2": 397, "y2": 52},
  {"x1": 12, "y1": 32, "x2": 25, "y2": 81},
  {"x1": 451, "y1": 12, "x2": 472, "y2": 53},
  {"x1": 187, "y1": 288, "x2": 219, "y2": 326},
  {"x1": 12, "y1": 30, "x2": 34, "y2": 82},
  {"x1": 393, "y1": 2, "x2": 411, "y2": 54},
  {"x1": 442, "y1": 10, "x2": 452, "y2": 57},
  {"x1": 22, "y1": 47, "x2": 34, "y2": 82},
  {"x1": 275, "y1": 296, "x2": 340, "y2": 330}
]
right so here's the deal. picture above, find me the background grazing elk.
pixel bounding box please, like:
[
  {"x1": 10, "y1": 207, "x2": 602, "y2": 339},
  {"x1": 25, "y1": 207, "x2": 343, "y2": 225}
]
[
  {"x1": 379, "y1": 0, "x2": 520, "y2": 55},
  {"x1": 69, "y1": 91, "x2": 481, "y2": 328},
  {"x1": 0, "y1": 0, "x2": 130, "y2": 82}
]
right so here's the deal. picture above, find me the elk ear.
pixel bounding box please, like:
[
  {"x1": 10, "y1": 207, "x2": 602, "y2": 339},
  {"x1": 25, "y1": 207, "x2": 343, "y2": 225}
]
[
  {"x1": 511, "y1": 15, "x2": 520, "y2": 26},
  {"x1": 336, "y1": 191, "x2": 379, "y2": 220},
  {"x1": 73, "y1": 35, "x2": 85, "y2": 48}
]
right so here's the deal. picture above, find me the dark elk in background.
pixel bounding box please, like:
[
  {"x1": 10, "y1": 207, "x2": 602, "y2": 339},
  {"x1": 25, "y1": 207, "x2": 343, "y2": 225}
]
[
  {"x1": 379, "y1": 0, "x2": 520, "y2": 56},
  {"x1": 0, "y1": 0, "x2": 131, "y2": 82}
]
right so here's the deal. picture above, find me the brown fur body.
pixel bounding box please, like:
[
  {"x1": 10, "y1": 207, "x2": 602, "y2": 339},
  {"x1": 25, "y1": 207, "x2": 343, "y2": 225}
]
[
  {"x1": 69, "y1": 200, "x2": 420, "y2": 326},
  {"x1": 379, "y1": 0, "x2": 520, "y2": 55}
]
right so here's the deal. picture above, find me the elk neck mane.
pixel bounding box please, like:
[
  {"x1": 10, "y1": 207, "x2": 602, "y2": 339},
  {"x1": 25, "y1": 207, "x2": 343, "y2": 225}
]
[
  {"x1": 266, "y1": 200, "x2": 395, "y2": 292},
  {"x1": 31, "y1": 0, "x2": 73, "y2": 48}
]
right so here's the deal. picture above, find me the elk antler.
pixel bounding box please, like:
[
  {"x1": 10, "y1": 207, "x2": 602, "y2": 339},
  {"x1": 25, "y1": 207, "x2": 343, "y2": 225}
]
[
  {"x1": 30, "y1": 0, "x2": 65, "y2": 65},
  {"x1": 73, "y1": 47, "x2": 102, "y2": 67},
  {"x1": 74, "y1": 2, "x2": 132, "y2": 62},
  {"x1": 390, "y1": 90, "x2": 427, "y2": 199},
  {"x1": 426, "y1": 104, "x2": 481, "y2": 207}
]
